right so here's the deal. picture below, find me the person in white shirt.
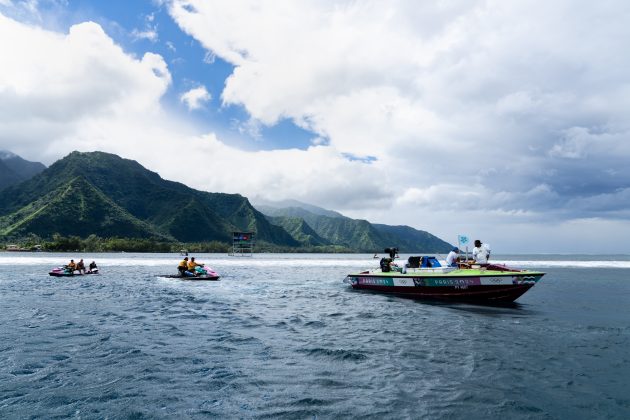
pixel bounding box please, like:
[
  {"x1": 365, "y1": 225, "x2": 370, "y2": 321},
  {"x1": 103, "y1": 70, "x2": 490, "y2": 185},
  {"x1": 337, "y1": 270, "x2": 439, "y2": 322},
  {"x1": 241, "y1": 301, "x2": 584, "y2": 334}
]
[
  {"x1": 472, "y1": 240, "x2": 491, "y2": 264},
  {"x1": 446, "y1": 247, "x2": 460, "y2": 267}
]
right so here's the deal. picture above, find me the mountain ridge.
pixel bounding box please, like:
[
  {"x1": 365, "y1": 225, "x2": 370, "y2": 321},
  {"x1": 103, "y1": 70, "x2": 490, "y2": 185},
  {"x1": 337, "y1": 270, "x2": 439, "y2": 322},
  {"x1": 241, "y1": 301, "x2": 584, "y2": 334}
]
[
  {"x1": 1, "y1": 151, "x2": 452, "y2": 253},
  {"x1": 252, "y1": 198, "x2": 345, "y2": 218},
  {"x1": 0, "y1": 151, "x2": 297, "y2": 247},
  {"x1": 0, "y1": 150, "x2": 46, "y2": 191},
  {"x1": 257, "y1": 205, "x2": 452, "y2": 253},
  {"x1": 0, "y1": 175, "x2": 170, "y2": 240}
]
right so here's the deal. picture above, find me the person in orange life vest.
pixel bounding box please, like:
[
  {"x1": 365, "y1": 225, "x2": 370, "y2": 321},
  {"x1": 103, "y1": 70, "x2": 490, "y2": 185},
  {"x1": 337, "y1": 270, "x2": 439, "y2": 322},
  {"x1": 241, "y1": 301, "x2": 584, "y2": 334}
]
[
  {"x1": 187, "y1": 257, "x2": 204, "y2": 275},
  {"x1": 178, "y1": 257, "x2": 189, "y2": 276}
]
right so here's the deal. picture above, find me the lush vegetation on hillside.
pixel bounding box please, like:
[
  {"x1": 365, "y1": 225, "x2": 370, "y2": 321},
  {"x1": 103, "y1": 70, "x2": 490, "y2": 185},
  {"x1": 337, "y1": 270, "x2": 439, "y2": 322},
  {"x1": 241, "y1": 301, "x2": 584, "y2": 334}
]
[
  {"x1": 0, "y1": 151, "x2": 453, "y2": 253},
  {"x1": 0, "y1": 151, "x2": 46, "y2": 191},
  {"x1": 261, "y1": 206, "x2": 452, "y2": 253},
  {"x1": 0, "y1": 234, "x2": 227, "y2": 252},
  {"x1": 0, "y1": 151, "x2": 296, "y2": 247}
]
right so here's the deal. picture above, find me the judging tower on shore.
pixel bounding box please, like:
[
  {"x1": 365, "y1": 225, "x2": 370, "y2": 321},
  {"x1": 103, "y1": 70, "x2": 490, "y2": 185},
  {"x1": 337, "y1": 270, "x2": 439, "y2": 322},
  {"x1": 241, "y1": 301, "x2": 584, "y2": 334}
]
[{"x1": 230, "y1": 232, "x2": 255, "y2": 256}]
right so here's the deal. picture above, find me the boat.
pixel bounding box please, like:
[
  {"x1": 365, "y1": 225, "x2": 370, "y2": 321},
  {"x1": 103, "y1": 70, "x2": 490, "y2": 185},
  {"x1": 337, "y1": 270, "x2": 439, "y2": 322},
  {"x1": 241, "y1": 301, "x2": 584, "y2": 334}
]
[
  {"x1": 159, "y1": 274, "x2": 220, "y2": 281},
  {"x1": 344, "y1": 249, "x2": 545, "y2": 303},
  {"x1": 49, "y1": 267, "x2": 99, "y2": 277},
  {"x1": 158, "y1": 265, "x2": 220, "y2": 281}
]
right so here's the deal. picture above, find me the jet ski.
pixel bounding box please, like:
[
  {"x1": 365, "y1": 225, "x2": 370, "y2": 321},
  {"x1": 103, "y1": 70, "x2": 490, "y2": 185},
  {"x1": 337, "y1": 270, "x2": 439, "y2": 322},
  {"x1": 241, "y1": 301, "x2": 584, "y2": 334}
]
[
  {"x1": 158, "y1": 265, "x2": 220, "y2": 281},
  {"x1": 49, "y1": 266, "x2": 99, "y2": 277}
]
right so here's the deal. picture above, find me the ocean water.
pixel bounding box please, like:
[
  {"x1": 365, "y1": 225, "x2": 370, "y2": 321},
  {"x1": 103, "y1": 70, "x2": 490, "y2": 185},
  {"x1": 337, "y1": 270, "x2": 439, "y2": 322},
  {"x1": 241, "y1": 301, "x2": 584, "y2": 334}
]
[{"x1": 0, "y1": 252, "x2": 628, "y2": 419}]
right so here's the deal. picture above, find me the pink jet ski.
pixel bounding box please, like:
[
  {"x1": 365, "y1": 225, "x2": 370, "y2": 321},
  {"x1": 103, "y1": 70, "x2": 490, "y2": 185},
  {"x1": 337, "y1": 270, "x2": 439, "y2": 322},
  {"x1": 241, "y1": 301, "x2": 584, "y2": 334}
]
[{"x1": 158, "y1": 265, "x2": 220, "y2": 281}]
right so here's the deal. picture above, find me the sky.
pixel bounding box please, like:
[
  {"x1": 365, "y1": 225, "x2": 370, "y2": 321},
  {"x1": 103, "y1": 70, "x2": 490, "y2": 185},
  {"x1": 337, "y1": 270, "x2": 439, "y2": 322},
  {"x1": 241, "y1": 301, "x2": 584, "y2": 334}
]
[{"x1": 1, "y1": 0, "x2": 630, "y2": 253}]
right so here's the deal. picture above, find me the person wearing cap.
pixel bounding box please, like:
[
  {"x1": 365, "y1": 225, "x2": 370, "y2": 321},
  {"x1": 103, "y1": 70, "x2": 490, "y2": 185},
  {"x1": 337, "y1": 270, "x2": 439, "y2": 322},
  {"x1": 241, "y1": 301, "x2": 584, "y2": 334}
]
[
  {"x1": 177, "y1": 257, "x2": 189, "y2": 276},
  {"x1": 446, "y1": 247, "x2": 460, "y2": 267},
  {"x1": 472, "y1": 240, "x2": 491, "y2": 264}
]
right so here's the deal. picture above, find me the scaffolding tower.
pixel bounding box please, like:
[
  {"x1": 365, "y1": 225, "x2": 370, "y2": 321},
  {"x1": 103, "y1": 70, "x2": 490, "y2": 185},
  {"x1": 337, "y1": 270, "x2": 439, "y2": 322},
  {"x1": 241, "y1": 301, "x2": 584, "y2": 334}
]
[{"x1": 230, "y1": 232, "x2": 255, "y2": 256}]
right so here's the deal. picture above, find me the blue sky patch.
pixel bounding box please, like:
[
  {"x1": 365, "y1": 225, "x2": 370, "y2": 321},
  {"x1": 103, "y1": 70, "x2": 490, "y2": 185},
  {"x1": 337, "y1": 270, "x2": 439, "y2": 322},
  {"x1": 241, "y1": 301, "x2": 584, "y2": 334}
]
[{"x1": 18, "y1": 0, "x2": 317, "y2": 152}]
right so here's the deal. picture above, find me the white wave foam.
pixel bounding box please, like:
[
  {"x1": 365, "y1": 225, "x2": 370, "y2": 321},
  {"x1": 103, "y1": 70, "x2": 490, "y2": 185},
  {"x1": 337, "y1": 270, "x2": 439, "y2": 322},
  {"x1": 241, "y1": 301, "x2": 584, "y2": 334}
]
[
  {"x1": 498, "y1": 260, "x2": 630, "y2": 269},
  {"x1": 1, "y1": 254, "x2": 629, "y2": 269},
  {"x1": 0, "y1": 255, "x2": 374, "y2": 267}
]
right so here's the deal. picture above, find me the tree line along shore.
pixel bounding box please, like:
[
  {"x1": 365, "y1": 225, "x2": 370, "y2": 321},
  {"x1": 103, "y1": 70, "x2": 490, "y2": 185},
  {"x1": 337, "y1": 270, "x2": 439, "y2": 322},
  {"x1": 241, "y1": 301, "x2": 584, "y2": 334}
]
[{"x1": 1, "y1": 234, "x2": 354, "y2": 253}]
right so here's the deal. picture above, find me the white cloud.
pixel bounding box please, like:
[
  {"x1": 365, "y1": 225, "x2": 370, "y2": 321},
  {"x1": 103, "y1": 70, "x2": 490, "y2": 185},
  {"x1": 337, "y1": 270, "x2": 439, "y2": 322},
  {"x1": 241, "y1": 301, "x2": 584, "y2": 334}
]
[
  {"x1": 0, "y1": 0, "x2": 40, "y2": 22},
  {"x1": 130, "y1": 12, "x2": 159, "y2": 42},
  {"x1": 0, "y1": 11, "x2": 390, "y2": 226},
  {"x1": 131, "y1": 28, "x2": 158, "y2": 42},
  {"x1": 3, "y1": 1, "x2": 630, "y2": 252},
  {"x1": 179, "y1": 85, "x2": 211, "y2": 110},
  {"x1": 203, "y1": 51, "x2": 215, "y2": 64},
  {"x1": 164, "y1": 0, "x2": 630, "y2": 252},
  {"x1": 0, "y1": 12, "x2": 171, "y2": 158},
  {"x1": 231, "y1": 117, "x2": 261, "y2": 140}
]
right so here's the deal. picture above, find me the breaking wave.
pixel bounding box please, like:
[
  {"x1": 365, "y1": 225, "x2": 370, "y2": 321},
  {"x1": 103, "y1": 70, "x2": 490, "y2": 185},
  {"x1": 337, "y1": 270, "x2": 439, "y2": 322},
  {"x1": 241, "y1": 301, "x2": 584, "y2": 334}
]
[{"x1": 1, "y1": 252, "x2": 629, "y2": 269}]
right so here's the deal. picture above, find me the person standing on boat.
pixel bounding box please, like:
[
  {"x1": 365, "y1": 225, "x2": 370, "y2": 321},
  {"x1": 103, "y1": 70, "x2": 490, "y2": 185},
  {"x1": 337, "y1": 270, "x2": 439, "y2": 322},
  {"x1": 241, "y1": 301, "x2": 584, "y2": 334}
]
[
  {"x1": 446, "y1": 247, "x2": 460, "y2": 267},
  {"x1": 472, "y1": 240, "x2": 491, "y2": 264},
  {"x1": 178, "y1": 257, "x2": 189, "y2": 276}
]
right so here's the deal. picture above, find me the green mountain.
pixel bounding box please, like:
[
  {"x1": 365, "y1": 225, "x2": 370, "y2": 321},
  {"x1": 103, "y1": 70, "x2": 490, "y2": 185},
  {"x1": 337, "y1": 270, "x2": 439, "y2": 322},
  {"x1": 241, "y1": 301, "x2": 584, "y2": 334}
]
[
  {"x1": 372, "y1": 224, "x2": 453, "y2": 253},
  {"x1": 254, "y1": 198, "x2": 345, "y2": 218},
  {"x1": 0, "y1": 160, "x2": 23, "y2": 191},
  {"x1": 0, "y1": 150, "x2": 46, "y2": 190},
  {"x1": 0, "y1": 151, "x2": 298, "y2": 246},
  {"x1": 0, "y1": 151, "x2": 46, "y2": 179},
  {"x1": 0, "y1": 176, "x2": 169, "y2": 239},
  {"x1": 0, "y1": 150, "x2": 452, "y2": 252},
  {"x1": 266, "y1": 216, "x2": 331, "y2": 247},
  {"x1": 258, "y1": 205, "x2": 452, "y2": 253}
]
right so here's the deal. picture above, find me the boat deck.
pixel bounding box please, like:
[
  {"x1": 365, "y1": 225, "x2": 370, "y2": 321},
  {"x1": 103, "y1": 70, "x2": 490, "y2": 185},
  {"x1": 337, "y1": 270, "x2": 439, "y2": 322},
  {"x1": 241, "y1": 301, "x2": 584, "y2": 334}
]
[{"x1": 352, "y1": 267, "x2": 545, "y2": 278}]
